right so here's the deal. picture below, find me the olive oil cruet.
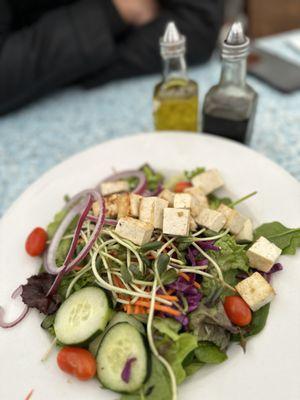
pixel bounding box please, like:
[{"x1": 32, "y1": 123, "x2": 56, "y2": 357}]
[{"x1": 153, "y1": 22, "x2": 199, "y2": 132}]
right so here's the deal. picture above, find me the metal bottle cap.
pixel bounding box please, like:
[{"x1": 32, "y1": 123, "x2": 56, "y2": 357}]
[
  {"x1": 222, "y1": 22, "x2": 250, "y2": 59},
  {"x1": 160, "y1": 22, "x2": 186, "y2": 58}
]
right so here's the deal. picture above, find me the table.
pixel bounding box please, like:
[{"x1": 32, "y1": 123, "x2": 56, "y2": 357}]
[{"x1": 0, "y1": 30, "x2": 299, "y2": 217}]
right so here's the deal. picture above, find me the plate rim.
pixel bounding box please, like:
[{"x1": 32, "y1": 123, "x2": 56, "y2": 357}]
[{"x1": 1, "y1": 131, "x2": 299, "y2": 227}]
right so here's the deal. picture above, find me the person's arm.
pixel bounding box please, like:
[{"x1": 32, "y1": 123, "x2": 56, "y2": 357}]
[
  {"x1": 0, "y1": 0, "x2": 127, "y2": 115},
  {"x1": 84, "y1": 0, "x2": 224, "y2": 87}
]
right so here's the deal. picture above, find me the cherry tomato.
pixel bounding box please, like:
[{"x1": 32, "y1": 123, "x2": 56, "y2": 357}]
[
  {"x1": 224, "y1": 296, "x2": 252, "y2": 327},
  {"x1": 174, "y1": 181, "x2": 192, "y2": 193},
  {"x1": 25, "y1": 227, "x2": 48, "y2": 256},
  {"x1": 57, "y1": 347, "x2": 96, "y2": 381}
]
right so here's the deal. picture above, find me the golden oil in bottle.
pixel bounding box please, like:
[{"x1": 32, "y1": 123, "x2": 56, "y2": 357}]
[{"x1": 153, "y1": 22, "x2": 199, "y2": 132}]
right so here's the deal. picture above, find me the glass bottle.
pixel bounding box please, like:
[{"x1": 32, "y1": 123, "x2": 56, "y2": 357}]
[
  {"x1": 203, "y1": 22, "x2": 258, "y2": 143},
  {"x1": 153, "y1": 22, "x2": 199, "y2": 132}
]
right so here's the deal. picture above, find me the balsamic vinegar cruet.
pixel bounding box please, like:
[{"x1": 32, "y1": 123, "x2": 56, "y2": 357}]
[{"x1": 203, "y1": 22, "x2": 258, "y2": 143}]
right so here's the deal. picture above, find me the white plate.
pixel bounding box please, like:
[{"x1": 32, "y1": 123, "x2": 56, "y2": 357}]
[{"x1": 1, "y1": 133, "x2": 300, "y2": 400}]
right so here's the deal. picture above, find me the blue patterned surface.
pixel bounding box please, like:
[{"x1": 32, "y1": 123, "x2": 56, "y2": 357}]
[{"x1": 0, "y1": 30, "x2": 299, "y2": 217}]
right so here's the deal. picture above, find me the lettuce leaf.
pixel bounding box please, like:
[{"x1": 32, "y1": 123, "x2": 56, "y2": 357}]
[
  {"x1": 153, "y1": 318, "x2": 181, "y2": 342},
  {"x1": 207, "y1": 234, "x2": 250, "y2": 273},
  {"x1": 163, "y1": 333, "x2": 198, "y2": 384},
  {"x1": 254, "y1": 222, "x2": 300, "y2": 255},
  {"x1": 189, "y1": 302, "x2": 237, "y2": 351},
  {"x1": 120, "y1": 355, "x2": 172, "y2": 400},
  {"x1": 195, "y1": 342, "x2": 227, "y2": 364}
]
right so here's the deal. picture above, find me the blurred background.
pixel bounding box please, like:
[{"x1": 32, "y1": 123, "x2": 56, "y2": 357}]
[
  {"x1": 0, "y1": 0, "x2": 299, "y2": 216},
  {"x1": 224, "y1": 0, "x2": 300, "y2": 37}
]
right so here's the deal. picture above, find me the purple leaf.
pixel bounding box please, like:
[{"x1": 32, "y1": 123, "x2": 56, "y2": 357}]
[{"x1": 21, "y1": 273, "x2": 61, "y2": 315}]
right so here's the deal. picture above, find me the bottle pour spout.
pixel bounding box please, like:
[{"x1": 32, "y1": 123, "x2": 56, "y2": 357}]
[
  {"x1": 222, "y1": 21, "x2": 250, "y2": 59},
  {"x1": 225, "y1": 22, "x2": 246, "y2": 45},
  {"x1": 160, "y1": 21, "x2": 186, "y2": 58}
]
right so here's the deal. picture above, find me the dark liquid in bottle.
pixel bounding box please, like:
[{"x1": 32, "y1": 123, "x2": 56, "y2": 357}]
[{"x1": 203, "y1": 113, "x2": 252, "y2": 143}]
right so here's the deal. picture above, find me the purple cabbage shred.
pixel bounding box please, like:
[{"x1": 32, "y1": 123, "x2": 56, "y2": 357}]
[{"x1": 121, "y1": 357, "x2": 137, "y2": 383}]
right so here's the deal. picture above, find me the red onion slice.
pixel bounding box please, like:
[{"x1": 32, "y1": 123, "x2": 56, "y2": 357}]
[
  {"x1": 46, "y1": 191, "x2": 105, "y2": 296},
  {"x1": 101, "y1": 170, "x2": 147, "y2": 195},
  {"x1": 44, "y1": 190, "x2": 105, "y2": 276},
  {"x1": 43, "y1": 203, "x2": 84, "y2": 275},
  {"x1": 87, "y1": 215, "x2": 117, "y2": 226},
  {"x1": 11, "y1": 285, "x2": 23, "y2": 299},
  {"x1": 0, "y1": 305, "x2": 29, "y2": 329}
]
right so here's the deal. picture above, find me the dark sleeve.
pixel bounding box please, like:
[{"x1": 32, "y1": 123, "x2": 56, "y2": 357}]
[
  {"x1": 84, "y1": 0, "x2": 224, "y2": 87},
  {"x1": 0, "y1": 0, "x2": 127, "y2": 115}
]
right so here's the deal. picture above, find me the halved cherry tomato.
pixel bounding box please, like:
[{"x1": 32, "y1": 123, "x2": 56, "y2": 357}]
[
  {"x1": 224, "y1": 296, "x2": 252, "y2": 327},
  {"x1": 25, "y1": 227, "x2": 48, "y2": 256},
  {"x1": 174, "y1": 181, "x2": 192, "y2": 193},
  {"x1": 57, "y1": 347, "x2": 96, "y2": 381}
]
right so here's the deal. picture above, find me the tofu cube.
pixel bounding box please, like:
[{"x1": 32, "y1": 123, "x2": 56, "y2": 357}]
[
  {"x1": 190, "y1": 217, "x2": 198, "y2": 232},
  {"x1": 236, "y1": 272, "x2": 275, "y2": 311},
  {"x1": 174, "y1": 193, "x2": 200, "y2": 217},
  {"x1": 217, "y1": 204, "x2": 246, "y2": 235},
  {"x1": 195, "y1": 208, "x2": 226, "y2": 233},
  {"x1": 116, "y1": 217, "x2": 154, "y2": 246},
  {"x1": 117, "y1": 193, "x2": 130, "y2": 219},
  {"x1": 100, "y1": 180, "x2": 129, "y2": 196},
  {"x1": 163, "y1": 208, "x2": 190, "y2": 236},
  {"x1": 159, "y1": 189, "x2": 175, "y2": 206},
  {"x1": 101, "y1": 194, "x2": 119, "y2": 218},
  {"x1": 191, "y1": 169, "x2": 224, "y2": 194},
  {"x1": 236, "y1": 219, "x2": 253, "y2": 242},
  {"x1": 184, "y1": 187, "x2": 209, "y2": 210},
  {"x1": 246, "y1": 236, "x2": 282, "y2": 272},
  {"x1": 129, "y1": 193, "x2": 142, "y2": 217},
  {"x1": 139, "y1": 197, "x2": 168, "y2": 229}
]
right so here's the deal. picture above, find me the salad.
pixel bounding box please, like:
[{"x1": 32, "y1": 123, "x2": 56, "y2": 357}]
[{"x1": 1, "y1": 164, "x2": 300, "y2": 400}]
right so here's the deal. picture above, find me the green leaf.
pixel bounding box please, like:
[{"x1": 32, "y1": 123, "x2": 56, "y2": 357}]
[
  {"x1": 141, "y1": 164, "x2": 164, "y2": 192},
  {"x1": 140, "y1": 241, "x2": 164, "y2": 252},
  {"x1": 55, "y1": 238, "x2": 72, "y2": 268},
  {"x1": 161, "y1": 333, "x2": 198, "y2": 384},
  {"x1": 153, "y1": 318, "x2": 181, "y2": 341},
  {"x1": 189, "y1": 302, "x2": 236, "y2": 351},
  {"x1": 195, "y1": 341, "x2": 227, "y2": 364},
  {"x1": 120, "y1": 355, "x2": 172, "y2": 400},
  {"x1": 161, "y1": 269, "x2": 178, "y2": 285},
  {"x1": 184, "y1": 362, "x2": 205, "y2": 376},
  {"x1": 47, "y1": 209, "x2": 68, "y2": 239},
  {"x1": 157, "y1": 254, "x2": 170, "y2": 275},
  {"x1": 41, "y1": 314, "x2": 56, "y2": 330},
  {"x1": 254, "y1": 222, "x2": 300, "y2": 255},
  {"x1": 184, "y1": 167, "x2": 205, "y2": 181},
  {"x1": 208, "y1": 195, "x2": 233, "y2": 210},
  {"x1": 129, "y1": 264, "x2": 145, "y2": 280},
  {"x1": 121, "y1": 264, "x2": 132, "y2": 283},
  {"x1": 231, "y1": 304, "x2": 270, "y2": 342},
  {"x1": 208, "y1": 234, "x2": 250, "y2": 273}
]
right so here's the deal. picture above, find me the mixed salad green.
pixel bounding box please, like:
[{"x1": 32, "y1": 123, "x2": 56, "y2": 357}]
[{"x1": 1, "y1": 164, "x2": 300, "y2": 400}]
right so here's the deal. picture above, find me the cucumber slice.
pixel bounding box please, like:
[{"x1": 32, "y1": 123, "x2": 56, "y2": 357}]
[
  {"x1": 97, "y1": 322, "x2": 149, "y2": 393},
  {"x1": 107, "y1": 312, "x2": 145, "y2": 335},
  {"x1": 54, "y1": 287, "x2": 110, "y2": 345},
  {"x1": 89, "y1": 333, "x2": 104, "y2": 357}
]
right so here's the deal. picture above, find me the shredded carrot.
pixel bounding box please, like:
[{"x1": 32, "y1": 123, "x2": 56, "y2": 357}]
[
  {"x1": 156, "y1": 294, "x2": 178, "y2": 301},
  {"x1": 72, "y1": 266, "x2": 83, "y2": 271},
  {"x1": 179, "y1": 272, "x2": 191, "y2": 281},
  {"x1": 167, "y1": 289, "x2": 175, "y2": 295},
  {"x1": 179, "y1": 272, "x2": 201, "y2": 289},
  {"x1": 193, "y1": 281, "x2": 201, "y2": 289},
  {"x1": 135, "y1": 300, "x2": 181, "y2": 317},
  {"x1": 25, "y1": 389, "x2": 34, "y2": 400}
]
